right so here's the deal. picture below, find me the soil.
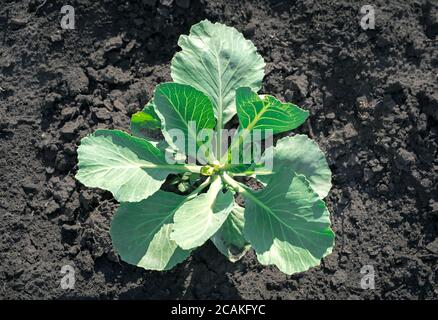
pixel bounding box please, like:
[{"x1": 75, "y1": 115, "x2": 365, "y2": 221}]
[{"x1": 0, "y1": 0, "x2": 437, "y2": 300}]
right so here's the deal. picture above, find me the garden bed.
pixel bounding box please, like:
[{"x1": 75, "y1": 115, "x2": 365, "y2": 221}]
[{"x1": 0, "y1": 0, "x2": 437, "y2": 299}]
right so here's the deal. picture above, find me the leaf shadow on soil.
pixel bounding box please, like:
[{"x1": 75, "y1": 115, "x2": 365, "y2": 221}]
[{"x1": 89, "y1": 242, "x2": 243, "y2": 299}]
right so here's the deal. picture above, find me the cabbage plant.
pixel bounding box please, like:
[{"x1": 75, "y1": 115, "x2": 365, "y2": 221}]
[{"x1": 75, "y1": 20, "x2": 334, "y2": 275}]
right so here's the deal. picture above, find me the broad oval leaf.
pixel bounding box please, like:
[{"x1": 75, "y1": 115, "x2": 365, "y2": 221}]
[
  {"x1": 130, "y1": 100, "x2": 161, "y2": 137},
  {"x1": 154, "y1": 82, "x2": 216, "y2": 163},
  {"x1": 171, "y1": 177, "x2": 234, "y2": 250},
  {"x1": 75, "y1": 129, "x2": 185, "y2": 202},
  {"x1": 171, "y1": 20, "x2": 265, "y2": 126},
  {"x1": 211, "y1": 202, "x2": 251, "y2": 262},
  {"x1": 236, "y1": 88, "x2": 309, "y2": 134},
  {"x1": 243, "y1": 168, "x2": 334, "y2": 275},
  {"x1": 259, "y1": 134, "x2": 332, "y2": 198},
  {"x1": 223, "y1": 88, "x2": 308, "y2": 165},
  {"x1": 110, "y1": 191, "x2": 191, "y2": 271}
]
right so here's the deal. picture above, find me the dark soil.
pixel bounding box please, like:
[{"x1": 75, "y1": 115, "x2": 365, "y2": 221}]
[{"x1": 0, "y1": 0, "x2": 437, "y2": 300}]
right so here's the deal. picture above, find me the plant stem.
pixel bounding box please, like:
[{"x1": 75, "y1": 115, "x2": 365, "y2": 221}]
[
  {"x1": 216, "y1": 54, "x2": 224, "y2": 161},
  {"x1": 140, "y1": 164, "x2": 203, "y2": 173},
  {"x1": 220, "y1": 128, "x2": 245, "y2": 164},
  {"x1": 187, "y1": 176, "x2": 212, "y2": 200},
  {"x1": 216, "y1": 113, "x2": 223, "y2": 162},
  {"x1": 229, "y1": 170, "x2": 274, "y2": 177},
  {"x1": 182, "y1": 164, "x2": 203, "y2": 173},
  {"x1": 219, "y1": 99, "x2": 270, "y2": 164},
  {"x1": 220, "y1": 172, "x2": 247, "y2": 194},
  {"x1": 221, "y1": 173, "x2": 272, "y2": 214}
]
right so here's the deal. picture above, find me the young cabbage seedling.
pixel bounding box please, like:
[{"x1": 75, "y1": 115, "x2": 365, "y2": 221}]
[{"x1": 75, "y1": 20, "x2": 334, "y2": 275}]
